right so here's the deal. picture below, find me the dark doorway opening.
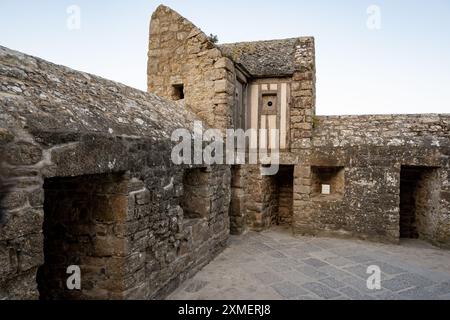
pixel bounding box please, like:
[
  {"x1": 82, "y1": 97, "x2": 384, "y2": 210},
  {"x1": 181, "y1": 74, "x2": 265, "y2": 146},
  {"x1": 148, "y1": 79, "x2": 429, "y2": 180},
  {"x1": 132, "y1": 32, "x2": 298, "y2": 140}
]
[
  {"x1": 400, "y1": 166, "x2": 439, "y2": 240},
  {"x1": 172, "y1": 84, "x2": 184, "y2": 101}
]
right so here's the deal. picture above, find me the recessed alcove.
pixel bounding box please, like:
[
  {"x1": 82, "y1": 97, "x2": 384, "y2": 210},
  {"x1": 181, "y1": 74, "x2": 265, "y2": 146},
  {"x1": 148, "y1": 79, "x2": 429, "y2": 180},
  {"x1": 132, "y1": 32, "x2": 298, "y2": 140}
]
[
  {"x1": 311, "y1": 166, "x2": 345, "y2": 200},
  {"x1": 38, "y1": 173, "x2": 128, "y2": 300}
]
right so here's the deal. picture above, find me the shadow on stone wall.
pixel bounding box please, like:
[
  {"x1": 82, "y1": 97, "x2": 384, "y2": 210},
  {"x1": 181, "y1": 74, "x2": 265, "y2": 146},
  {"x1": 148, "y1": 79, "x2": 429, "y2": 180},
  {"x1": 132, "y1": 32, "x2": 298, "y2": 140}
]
[{"x1": 0, "y1": 158, "x2": 8, "y2": 226}]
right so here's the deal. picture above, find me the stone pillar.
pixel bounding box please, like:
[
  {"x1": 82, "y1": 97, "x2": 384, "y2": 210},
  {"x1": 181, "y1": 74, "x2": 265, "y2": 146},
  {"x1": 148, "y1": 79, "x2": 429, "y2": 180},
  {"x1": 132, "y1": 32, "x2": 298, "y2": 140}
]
[
  {"x1": 0, "y1": 137, "x2": 45, "y2": 300},
  {"x1": 292, "y1": 164, "x2": 314, "y2": 235},
  {"x1": 229, "y1": 166, "x2": 247, "y2": 235},
  {"x1": 290, "y1": 37, "x2": 316, "y2": 151}
]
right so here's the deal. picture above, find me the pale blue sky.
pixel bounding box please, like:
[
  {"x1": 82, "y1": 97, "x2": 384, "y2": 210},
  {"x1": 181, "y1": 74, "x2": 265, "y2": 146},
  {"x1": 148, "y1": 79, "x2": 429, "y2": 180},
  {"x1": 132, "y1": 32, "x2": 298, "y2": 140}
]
[{"x1": 1, "y1": 0, "x2": 449, "y2": 115}]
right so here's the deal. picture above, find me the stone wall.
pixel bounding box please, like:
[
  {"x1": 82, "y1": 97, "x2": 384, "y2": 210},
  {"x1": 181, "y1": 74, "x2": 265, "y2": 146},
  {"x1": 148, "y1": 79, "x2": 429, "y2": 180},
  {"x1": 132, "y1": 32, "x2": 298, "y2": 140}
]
[
  {"x1": 290, "y1": 37, "x2": 316, "y2": 151},
  {"x1": 292, "y1": 114, "x2": 450, "y2": 247},
  {"x1": 146, "y1": 165, "x2": 230, "y2": 299},
  {"x1": 242, "y1": 165, "x2": 266, "y2": 231},
  {"x1": 147, "y1": 5, "x2": 236, "y2": 130},
  {"x1": 312, "y1": 114, "x2": 449, "y2": 148},
  {"x1": 229, "y1": 166, "x2": 247, "y2": 235},
  {"x1": 0, "y1": 45, "x2": 231, "y2": 299}
]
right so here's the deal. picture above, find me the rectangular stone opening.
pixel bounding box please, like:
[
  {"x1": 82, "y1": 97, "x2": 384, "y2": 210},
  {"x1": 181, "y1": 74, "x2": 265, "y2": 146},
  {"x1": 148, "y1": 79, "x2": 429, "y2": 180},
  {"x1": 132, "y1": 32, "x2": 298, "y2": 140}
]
[
  {"x1": 37, "y1": 173, "x2": 129, "y2": 300},
  {"x1": 400, "y1": 166, "x2": 440, "y2": 240},
  {"x1": 181, "y1": 168, "x2": 211, "y2": 220},
  {"x1": 172, "y1": 84, "x2": 184, "y2": 100},
  {"x1": 311, "y1": 166, "x2": 345, "y2": 200},
  {"x1": 274, "y1": 165, "x2": 294, "y2": 226},
  {"x1": 257, "y1": 165, "x2": 295, "y2": 229}
]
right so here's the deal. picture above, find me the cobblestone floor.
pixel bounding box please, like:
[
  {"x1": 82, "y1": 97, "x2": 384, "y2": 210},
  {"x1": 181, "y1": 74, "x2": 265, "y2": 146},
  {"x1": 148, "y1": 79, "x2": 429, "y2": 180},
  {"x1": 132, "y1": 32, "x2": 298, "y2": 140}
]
[{"x1": 168, "y1": 227, "x2": 450, "y2": 300}]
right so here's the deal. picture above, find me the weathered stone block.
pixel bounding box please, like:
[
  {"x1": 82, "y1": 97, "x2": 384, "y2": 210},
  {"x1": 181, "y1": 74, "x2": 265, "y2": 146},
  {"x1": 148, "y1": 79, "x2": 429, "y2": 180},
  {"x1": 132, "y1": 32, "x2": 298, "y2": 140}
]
[
  {"x1": 5, "y1": 142, "x2": 42, "y2": 166},
  {"x1": 214, "y1": 57, "x2": 234, "y2": 72},
  {"x1": 0, "y1": 191, "x2": 27, "y2": 209},
  {"x1": 214, "y1": 79, "x2": 228, "y2": 93},
  {"x1": 93, "y1": 195, "x2": 128, "y2": 222}
]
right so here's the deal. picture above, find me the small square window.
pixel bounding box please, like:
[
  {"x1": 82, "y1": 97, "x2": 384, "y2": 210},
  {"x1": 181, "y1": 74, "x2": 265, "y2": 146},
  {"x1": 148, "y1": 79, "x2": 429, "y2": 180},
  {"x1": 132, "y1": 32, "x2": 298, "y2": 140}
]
[
  {"x1": 172, "y1": 84, "x2": 184, "y2": 101},
  {"x1": 261, "y1": 93, "x2": 277, "y2": 115}
]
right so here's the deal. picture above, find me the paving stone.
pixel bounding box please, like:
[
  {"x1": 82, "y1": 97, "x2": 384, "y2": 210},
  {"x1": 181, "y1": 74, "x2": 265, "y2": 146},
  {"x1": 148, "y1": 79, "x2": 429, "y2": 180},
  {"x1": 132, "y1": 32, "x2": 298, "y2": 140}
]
[
  {"x1": 438, "y1": 293, "x2": 450, "y2": 300},
  {"x1": 346, "y1": 255, "x2": 374, "y2": 263},
  {"x1": 319, "y1": 265, "x2": 353, "y2": 279},
  {"x1": 329, "y1": 247, "x2": 361, "y2": 257},
  {"x1": 397, "y1": 273, "x2": 435, "y2": 288},
  {"x1": 344, "y1": 264, "x2": 383, "y2": 279},
  {"x1": 310, "y1": 239, "x2": 341, "y2": 249},
  {"x1": 243, "y1": 244, "x2": 264, "y2": 254},
  {"x1": 268, "y1": 261, "x2": 295, "y2": 272},
  {"x1": 228, "y1": 237, "x2": 244, "y2": 246},
  {"x1": 240, "y1": 261, "x2": 271, "y2": 274},
  {"x1": 280, "y1": 270, "x2": 315, "y2": 286},
  {"x1": 309, "y1": 250, "x2": 339, "y2": 260},
  {"x1": 339, "y1": 287, "x2": 373, "y2": 300},
  {"x1": 278, "y1": 238, "x2": 302, "y2": 244},
  {"x1": 284, "y1": 258, "x2": 305, "y2": 268},
  {"x1": 374, "y1": 291, "x2": 403, "y2": 300},
  {"x1": 319, "y1": 277, "x2": 346, "y2": 289},
  {"x1": 428, "y1": 281, "x2": 450, "y2": 296},
  {"x1": 249, "y1": 242, "x2": 275, "y2": 252},
  {"x1": 296, "y1": 265, "x2": 329, "y2": 280},
  {"x1": 397, "y1": 287, "x2": 438, "y2": 300},
  {"x1": 267, "y1": 251, "x2": 288, "y2": 259},
  {"x1": 270, "y1": 243, "x2": 296, "y2": 250},
  {"x1": 168, "y1": 231, "x2": 450, "y2": 301},
  {"x1": 323, "y1": 256, "x2": 354, "y2": 267},
  {"x1": 253, "y1": 272, "x2": 284, "y2": 285},
  {"x1": 382, "y1": 273, "x2": 435, "y2": 292},
  {"x1": 334, "y1": 296, "x2": 351, "y2": 300},
  {"x1": 369, "y1": 261, "x2": 406, "y2": 275},
  {"x1": 271, "y1": 281, "x2": 309, "y2": 298},
  {"x1": 403, "y1": 265, "x2": 450, "y2": 283},
  {"x1": 303, "y1": 258, "x2": 328, "y2": 268},
  {"x1": 293, "y1": 295, "x2": 317, "y2": 300},
  {"x1": 296, "y1": 243, "x2": 323, "y2": 253},
  {"x1": 341, "y1": 276, "x2": 387, "y2": 294},
  {"x1": 302, "y1": 282, "x2": 341, "y2": 299},
  {"x1": 285, "y1": 248, "x2": 311, "y2": 259}
]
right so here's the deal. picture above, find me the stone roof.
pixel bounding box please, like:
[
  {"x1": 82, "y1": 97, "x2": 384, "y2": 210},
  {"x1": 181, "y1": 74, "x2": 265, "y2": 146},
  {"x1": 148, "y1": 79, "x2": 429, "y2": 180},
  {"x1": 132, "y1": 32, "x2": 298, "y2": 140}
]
[
  {"x1": 0, "y1": 46, "x2": 198, "y2": 143},
  {"x1": 219, "y1": 38, "x2": 306, "y2": 77}
]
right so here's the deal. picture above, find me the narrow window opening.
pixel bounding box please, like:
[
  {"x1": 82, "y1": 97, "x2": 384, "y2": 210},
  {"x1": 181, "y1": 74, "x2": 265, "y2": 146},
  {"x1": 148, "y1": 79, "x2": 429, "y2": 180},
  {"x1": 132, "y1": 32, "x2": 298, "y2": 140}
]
[{"x1": 172, "y1": 84, "x2": 184, "y2": 101}]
